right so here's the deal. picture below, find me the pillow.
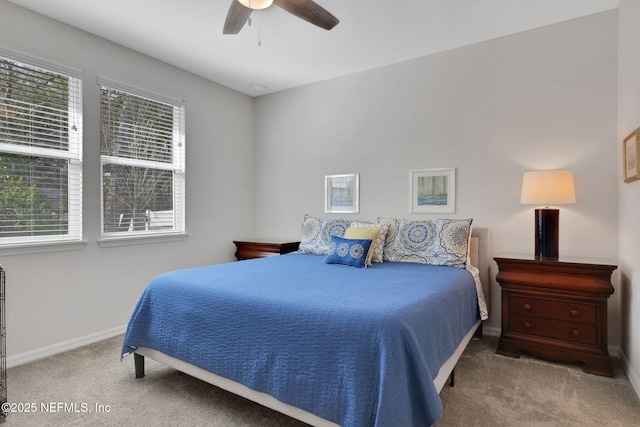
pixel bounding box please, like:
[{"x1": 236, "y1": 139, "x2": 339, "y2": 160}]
[
  {"x1": 324, "y1": 235, "x2": 373, "y2": 268},
  {"x1": 377, "y1": 217, "x2": 472, "y2": 268},
  {"x1": 299, "y1": 214, "x2": 351, "y2": 255},
  {"x1": 349, "y1": 221, "x2": 389, "y2": 264},
  {"x1": 343, "y1": 226, "x2": 379, "y2": 266}
]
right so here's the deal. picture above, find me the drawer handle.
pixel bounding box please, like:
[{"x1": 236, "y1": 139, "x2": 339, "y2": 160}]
[
  {"x1": 570, "y1": 309, "x2": 580, "y2": 317},
  {"x1": 571, "y1": 329, "x2": 580, "y2": 337},
  {"x1": 523, "y1": 303, "x2": 532, "y2": 311},
  {"x1": 523, "y1": 321, "x2": 532, "y2": 329}
]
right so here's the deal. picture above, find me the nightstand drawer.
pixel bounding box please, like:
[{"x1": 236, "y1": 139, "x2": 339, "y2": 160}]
[
  {"x1": 510, "y1": 296, "x2": 596, "y2": 324},
  {"x1": 510, "y1": 314, "x2": 597, "y2": 345}
]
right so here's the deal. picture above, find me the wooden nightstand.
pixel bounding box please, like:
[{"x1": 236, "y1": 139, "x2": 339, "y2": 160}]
[
  {"x1": 494, "y1": 255, "x2": 616, "y2": 377},
  {"x1": 233, "y1": 240, "x2": 300, "y2": 261}
]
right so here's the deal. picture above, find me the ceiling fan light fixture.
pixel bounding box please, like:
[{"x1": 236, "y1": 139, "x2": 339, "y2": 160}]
[{"x1": 238, "y1": 0, "x2": 273, "y2": 10}]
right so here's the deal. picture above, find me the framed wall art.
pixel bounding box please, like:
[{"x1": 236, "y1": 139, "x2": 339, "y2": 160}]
[
  {"x1": 623, "y1": 129, "x2": 639, "y2": 183},
  {"x1": 410, "y1": 168, "x2": 456, "y2": 213},
  {"x1": 325, "y1": 174, "x2": 359, "y2": 213}
]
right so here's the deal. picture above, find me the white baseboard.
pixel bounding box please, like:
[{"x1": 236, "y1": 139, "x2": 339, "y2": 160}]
[
  {"x1": 7, "y1": 325, "x2": 127, "y2": 369},
  {"x1": 483, "y1": 325, "x2": 501, "y2": 337},
  {"x1": 608, "y1": 344, "x2": 622, "y2": 358},
  {"x1": 619, "y1": 350, "x2": 640, "y2": 399}
]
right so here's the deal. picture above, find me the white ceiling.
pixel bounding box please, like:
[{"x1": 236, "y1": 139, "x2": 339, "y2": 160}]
[{"x1": 8, "y1": 0, "x2": 620, "y2": 96}]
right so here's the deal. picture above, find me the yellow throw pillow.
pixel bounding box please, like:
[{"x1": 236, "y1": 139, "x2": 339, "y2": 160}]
[
  {"x1": 344, "y1": 226, "x2": 381, "y2": 266},
  {"x1": 351, "y1": 221, "x2": 389, "y2": 263}
]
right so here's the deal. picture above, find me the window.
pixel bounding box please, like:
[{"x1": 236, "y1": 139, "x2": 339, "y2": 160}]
[
  {"x1": 99, "y1": 78, "x2": 185, "y2": 238},
  {"x1": 0, "y1": 49, "x2": 82, "y2": 247}
]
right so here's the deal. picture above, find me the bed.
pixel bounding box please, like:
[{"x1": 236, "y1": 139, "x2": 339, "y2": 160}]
[{"x1": 122, "y1": 218, "x2": 489, "y2": 427}]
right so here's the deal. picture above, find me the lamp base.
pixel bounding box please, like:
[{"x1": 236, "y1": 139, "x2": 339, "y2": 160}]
[{"x1": 535, "y1": 208, "x2": 559, "y2": 258}]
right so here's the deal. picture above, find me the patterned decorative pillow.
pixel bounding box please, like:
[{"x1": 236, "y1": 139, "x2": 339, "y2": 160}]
[
  {"x1": 323, "y1": 235, "x2": 373, "y2": 268},
  {"x1": 377, "y1": 218, "x2": 472, "y2": 268},
  {"x1": 299, "y1": 214, "x2": 351, "y2": 255},
  {"x1": 348, "y1": 221, "x2": 389, "y2": 264}
]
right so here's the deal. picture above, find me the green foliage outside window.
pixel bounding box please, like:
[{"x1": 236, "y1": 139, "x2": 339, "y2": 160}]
[{"x1": 0, "y1": 57, "x2": 75, "y2": 240}]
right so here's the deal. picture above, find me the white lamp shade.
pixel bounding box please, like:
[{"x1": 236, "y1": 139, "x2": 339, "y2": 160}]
[
  {"x1": 238, "y1": 0, "x2": 273, "y2": 9},
  {"x1": 521, "y1": 170, "x2": 576, "y2": 206}
]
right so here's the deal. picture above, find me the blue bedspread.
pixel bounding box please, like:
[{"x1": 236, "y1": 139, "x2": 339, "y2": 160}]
[{"x1": 122, "y1": 253, "x2": 480, "y2": 426}]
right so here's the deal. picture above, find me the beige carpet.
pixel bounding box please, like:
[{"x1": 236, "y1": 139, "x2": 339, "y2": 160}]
[
  {"x1": 437, "y1": 337, "x2": 640, "y2": 426},
  {"x1": 5, "y1": 335, "x2": 640, "y2": 426}
]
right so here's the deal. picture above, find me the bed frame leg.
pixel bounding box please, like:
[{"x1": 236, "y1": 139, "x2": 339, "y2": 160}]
[
  {"x1": 473, "y1": 322, "x2": 484, "y2": 338},
  {"x1": 134, "y1": 353, "x2": 145, "y2": 378},
  {"x1": 449, "y1": 368, "x2": 455, "y2": 387}
]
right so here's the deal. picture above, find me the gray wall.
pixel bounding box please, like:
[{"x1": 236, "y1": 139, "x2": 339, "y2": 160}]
[
  {"x1": 253, "y1": 11, "x2": 619, "y2": 343},
  {"x1": 618, "y1": 0, "x2": 640, "y2": 396},
  {"x1": 0, "y1": 1, "x2": 254, "y2": 363}
]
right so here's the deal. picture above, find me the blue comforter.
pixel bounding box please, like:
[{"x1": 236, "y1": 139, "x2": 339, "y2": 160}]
[{"x1": 122, "y1": 253, "x2": 480, "y2": 426}]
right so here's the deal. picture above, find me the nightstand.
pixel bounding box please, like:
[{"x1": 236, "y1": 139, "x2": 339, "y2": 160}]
[
  {"x1": 494, "y1": 255, "x2": 616, "y2": 377},
  {"x1": 233, "y1": 240, "x2": 300, "y2": 261}
]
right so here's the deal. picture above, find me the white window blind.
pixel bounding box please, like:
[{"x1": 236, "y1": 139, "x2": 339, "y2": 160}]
[
  {"x1": 0, "y1": 49, "x2": 83, "y2": 246},
  {"x1": 99, "y1": 77, "x2": 185, "y2": 237}
]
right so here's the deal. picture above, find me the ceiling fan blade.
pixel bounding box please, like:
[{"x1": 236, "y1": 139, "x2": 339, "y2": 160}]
[
  {"x1": 273, "y1": 0, "x2": 339, "y2": 30},
  {"x1": 223, "y1": 0, "x2": 253, "y2": 34}
]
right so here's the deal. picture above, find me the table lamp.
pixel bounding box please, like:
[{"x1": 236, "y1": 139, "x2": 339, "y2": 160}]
[{"x1": 520, "y1": 170, "x2": 576, "y2": 258}]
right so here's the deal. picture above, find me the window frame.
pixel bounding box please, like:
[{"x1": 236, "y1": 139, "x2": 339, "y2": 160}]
[
  {"x1": 98, "y1": 77, "x2": 185, "y2": 242},
  {"x1": 0, "y1": 48, "x2": 83, "y2": 250}
]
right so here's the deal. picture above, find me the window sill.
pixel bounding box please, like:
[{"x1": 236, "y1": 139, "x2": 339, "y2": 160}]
[
  {"x1": 98, "y1": 232, "x2": 189, "y2": 248},
  {"x1": 0, "y1": 240, "x2": 87, "y2": 257}
]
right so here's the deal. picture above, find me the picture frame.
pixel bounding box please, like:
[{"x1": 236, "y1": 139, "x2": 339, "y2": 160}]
[
  {"x1": 325, "y1": 174, "x2": 359, "y2": 214},
  {"x1": 410, "y1": 168, "x2": 456, "y2": 214},
  {"x1": 623, "y1": 129, "x2": 639, "y2": 183}
]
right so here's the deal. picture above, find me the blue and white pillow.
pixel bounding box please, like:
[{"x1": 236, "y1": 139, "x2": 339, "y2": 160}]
[
  {"x1": 378, "y1": 217, "x2": 472, "y2": 268},
  {"x1": 299, "y1": 214, "x2": 351, "y2": 255},
  {"x1": 324, "y1": 235, "x2": 373, "y2": 268}
]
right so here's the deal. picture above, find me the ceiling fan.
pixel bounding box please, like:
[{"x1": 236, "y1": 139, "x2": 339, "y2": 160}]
[{"x1": 223, "y1": 0, "x2": 339, "y2": 34}]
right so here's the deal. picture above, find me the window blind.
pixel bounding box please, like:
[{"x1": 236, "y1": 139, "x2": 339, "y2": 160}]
[
  {"x1": 99, "y1": 79, "x2": 185, "y2": 237},
  {"x1": 0, "y1": 50, "x2": 82, "y2": 246}
]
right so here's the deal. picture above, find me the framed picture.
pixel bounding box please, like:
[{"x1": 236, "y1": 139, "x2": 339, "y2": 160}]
[
  {"x1": 623, "y1": 129, "x2": 639, "y2": 183},
  {"x1": 410, "y1": 168, "x2": 456, "y2": 213},
  {"x1": 325, "y1": 174, "x2": 359, "y2": 213}
]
